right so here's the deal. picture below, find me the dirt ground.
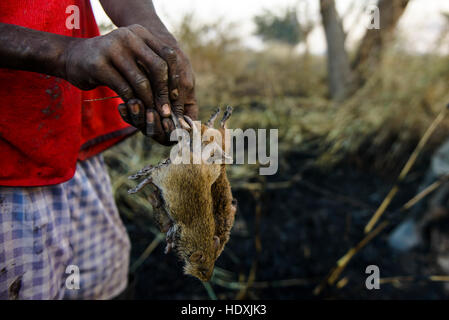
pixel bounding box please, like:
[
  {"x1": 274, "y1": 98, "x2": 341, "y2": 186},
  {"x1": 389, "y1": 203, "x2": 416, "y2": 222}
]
[{"x1": 120, "y1": 150, "x2": 448, "y2": 300}]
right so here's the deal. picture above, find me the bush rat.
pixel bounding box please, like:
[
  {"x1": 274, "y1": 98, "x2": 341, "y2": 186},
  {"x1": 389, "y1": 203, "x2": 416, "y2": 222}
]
[{"x1": 128, "y1": 106, "x2": 236, "y2": 282}]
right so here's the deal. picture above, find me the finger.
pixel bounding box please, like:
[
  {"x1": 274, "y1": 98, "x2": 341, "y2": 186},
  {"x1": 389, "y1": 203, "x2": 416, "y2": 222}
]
[
  {"x1": 167, "y1": 57, "x2": 185, "y2": 119},
  {"x1": 158, "y1": 46, "x2": 179, "y2": 104},
  {"x1": 128, "y1": 25, "x2": 179, "y2": 90},
  {"x1": 147, "y1": 109, "x2": 165, "y2": 139},
  {"x1": 161, "y1": 47, "x2": 180, "y2": 102},
  {"x1": 127, "y1": 99, "x2": 146, "y2": 129},
  {"x1": 148, "y1": 109, "x2": 172, "y2": 146},
  {"x1": 118, "y1": 103, "x2": 131, "y2": 124},
  {"x1": 171, "y1": 72, "x2": 192, "y2": 119},
  {"x1": 129, "y1": 37, "x2": 172, "y2": 118},
  {"x1": 170, "y1": 78, "x2": 179, "y2": 100},
  {"x1": 162, "y1": 118, "x2": 174, "y2": 135},
  {"x1": 180, "y1": 73, "x2": 198, "y2": 120},
  {"x1": 177, "y1": 116, "x2": 190, "y2": 130},
  {"x1": 128, "y1": 26, "x2": 178, "y2": 118},
  {"x1": 128, "y1": 26, "x2": 195, "y2": 123},
  {"x1": 111, "y1": 53, "x2": 155, "y2": 113},
  {"x1": 136, "y1": 51, "x2": 171, "y2": 118},
  {"x1": 146, "y1": 108, "x2": 155, "y2": 136},
  {"x1": 184, "y1": 100, "x2": 199, "y2": 121},
  {"x1": 98, "y1": 65, "x2": 134, "y2": 102},
  {"x1": 146, "y1": 108, "x2": 164, "y2": 137},
  {"x1": 170, "y1": 78, "x2": 184, "y2": 118}
]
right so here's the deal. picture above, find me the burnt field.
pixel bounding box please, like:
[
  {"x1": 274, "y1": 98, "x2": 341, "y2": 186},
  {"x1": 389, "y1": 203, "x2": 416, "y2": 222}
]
[
  {"x1": 103, "y1": 5, "x2": 449, "y2": 300},
  {"x1": 112, "y1": 150, "x2": 448, "y2": 300}
]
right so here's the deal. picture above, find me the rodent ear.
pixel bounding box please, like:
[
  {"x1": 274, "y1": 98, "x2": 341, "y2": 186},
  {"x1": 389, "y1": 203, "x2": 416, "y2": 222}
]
[
  {"x1": 213, "y1": 236, "x2": 220, "y2": 250},
  {"x1": 190, "y1": 251, "x2": 205, "y2": 263}
]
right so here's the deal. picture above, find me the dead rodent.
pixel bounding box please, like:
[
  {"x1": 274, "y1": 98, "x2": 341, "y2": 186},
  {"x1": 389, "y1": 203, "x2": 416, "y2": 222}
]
[{"x1": 128, "y1": 106, "x2": 236, "y2": 282}]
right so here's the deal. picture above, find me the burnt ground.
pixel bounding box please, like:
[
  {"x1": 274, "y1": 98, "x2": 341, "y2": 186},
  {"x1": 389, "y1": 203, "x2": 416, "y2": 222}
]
[{"x1": 119, "y1": 150, "x2": 449, "y2": 300}]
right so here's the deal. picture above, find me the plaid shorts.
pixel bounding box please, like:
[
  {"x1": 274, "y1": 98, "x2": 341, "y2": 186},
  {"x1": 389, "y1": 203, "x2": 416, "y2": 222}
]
[{"x1": 0, "y1": 155, "x2": 130, "y2": 300}]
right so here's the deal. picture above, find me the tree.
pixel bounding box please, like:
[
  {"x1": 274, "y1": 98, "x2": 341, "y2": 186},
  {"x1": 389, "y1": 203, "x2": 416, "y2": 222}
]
[
  {"x1": 320, "y1": 0, "x2": 354, "y2": 101},
  {"x1": 254, "y1": 7, "x2": 302, "y2": 47},
  {"x1": 352, "y1": 0, "x2": 410, "y2": 84},
  {"x1": 320, "y1": 0, "x2": 410, "y2": 101}
]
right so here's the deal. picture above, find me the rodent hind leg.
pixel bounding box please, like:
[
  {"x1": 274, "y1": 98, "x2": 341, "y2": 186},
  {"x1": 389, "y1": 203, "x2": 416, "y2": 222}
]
[
  {"x1": 128, "y1": 176, "x2": 153, "y2": 194},
  {"x1": 154, "y1": 209, "x2": 173, "y2": 233},
  {"x1": 128, "y1": 158, "x2": 171, "y2": 181},
  {"x1": 147, "y1": 189, "x2": 162, "y2": 208},
  {"x1": 165, "y1": 224, "x2": 179, "y2": 254},
  {"x1": 128, "y1": 164, "x2": 155, "y2": 180},
  {"x1": 220, "y1": 106, "x2": 233, "y2": 128},
  {"x1": 147, "y1": 183, "x2": 175, "y2": 235},
  {"x1": 206, "y1": 107, "x2": 221, "y2": 128}
]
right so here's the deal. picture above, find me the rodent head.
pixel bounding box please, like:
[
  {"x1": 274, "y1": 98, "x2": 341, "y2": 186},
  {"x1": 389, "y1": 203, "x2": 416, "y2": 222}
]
[{"x1": 182, "y1": 235, "x2": 220, "y2": 282}]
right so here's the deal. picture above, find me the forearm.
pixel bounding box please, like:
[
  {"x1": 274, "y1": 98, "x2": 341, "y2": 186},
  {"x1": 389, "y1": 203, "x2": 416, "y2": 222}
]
[
  {"x1": 0, "y1": 23, "x2": 74, "y2": 79},
  {"x1": 99, "y1": 0, "x2": 178, "y2": 47}
]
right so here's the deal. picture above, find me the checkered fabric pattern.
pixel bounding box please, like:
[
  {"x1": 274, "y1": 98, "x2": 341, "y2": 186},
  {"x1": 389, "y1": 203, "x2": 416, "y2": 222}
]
[{"x1": 0, "y1": 155, "x2": 130, "y2": 300}]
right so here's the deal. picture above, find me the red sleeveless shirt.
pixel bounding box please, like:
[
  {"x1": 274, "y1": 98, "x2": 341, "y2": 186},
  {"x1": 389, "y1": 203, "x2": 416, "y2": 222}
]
[{"x1": 0, "y1": 0, "x2": 135, "y2": 186}]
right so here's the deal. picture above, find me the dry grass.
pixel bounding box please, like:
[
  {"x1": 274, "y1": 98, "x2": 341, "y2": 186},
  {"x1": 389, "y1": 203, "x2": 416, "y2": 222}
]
[
  {"x1": 102, "y1": 14, "x2": 449, "y2": 298},
  {"x1": 315, "y1": 50, "x2": 449, "y2": 172},
  {"x1": 170, "y1": 15, "x2": 449, "y2": 174},
  {"x1": 104, "y1": 13, "x2": 449, "y2": 251}
]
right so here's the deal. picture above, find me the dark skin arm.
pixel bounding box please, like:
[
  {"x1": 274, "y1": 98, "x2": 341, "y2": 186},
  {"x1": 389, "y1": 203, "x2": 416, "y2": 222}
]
[
  {"x1": 0, "y1": 23, "x2": 71, "y2": 79},
  {"x1": 0, "y1": 9, "x2": 191, "y2": 144},
  {"x1": 99, "y1": 0, "x2": 198, "y2": 128},
  {"x1": 0, "y1": 22, "x2": 171, "y2": 143}
]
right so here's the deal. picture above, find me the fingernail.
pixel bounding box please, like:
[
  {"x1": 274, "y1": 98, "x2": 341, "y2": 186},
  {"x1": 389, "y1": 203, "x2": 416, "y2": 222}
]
[
  {"x1": 171, "y1": 89, "x2": 179, "y2": 100},
  {"x1": 146, "y1": 110, "x2": 155, "y2": 135},
  {"x1": 163, "y1": 119, "x2": 170, "y2": 133},
  {"x1": 146, "y1": 122, "x2": 155, "y2": 136},
  {"x1": 179, "y1": 118, "x2": 190, "y2": 129},
  {"x1": 131, "y1": 103, "x2": 140, "y2": 114},
  {"x1": 162, "y1": 104, "x2": 171, "y2": 117},
  {"x1": 146, "y1": 110, "x2": 155, "y2": 123}
]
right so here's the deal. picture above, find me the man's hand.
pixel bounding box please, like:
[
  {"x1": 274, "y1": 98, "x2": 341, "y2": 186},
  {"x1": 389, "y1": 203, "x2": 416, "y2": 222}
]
[
  {"x1": 64, "y1": 25, "x2": 174, "y2": 143},
  {"x1": 117, "y1": 24, "x2": 199, "y2": 129},
  {"x1": 117, "y1": 98, "x2": 169, "y2": 145},
  {"x1": 99, "y1": 0, "x2": 199, "y2": 130},
  {"x1": 168, "y1": 47, "x2": 198, "y2": 122},
  {"x1": 137, "y1": 26, "x2": 199, "y2": 122},
  {"x1": 0, "y1": 16, "x2": 197, "y2": 146}
]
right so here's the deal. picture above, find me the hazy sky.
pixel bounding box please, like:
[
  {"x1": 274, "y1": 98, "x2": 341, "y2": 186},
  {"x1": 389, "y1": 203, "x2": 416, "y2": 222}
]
[{"x1": 90, "y1": 0, "x2": 449, "y2": 54}]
